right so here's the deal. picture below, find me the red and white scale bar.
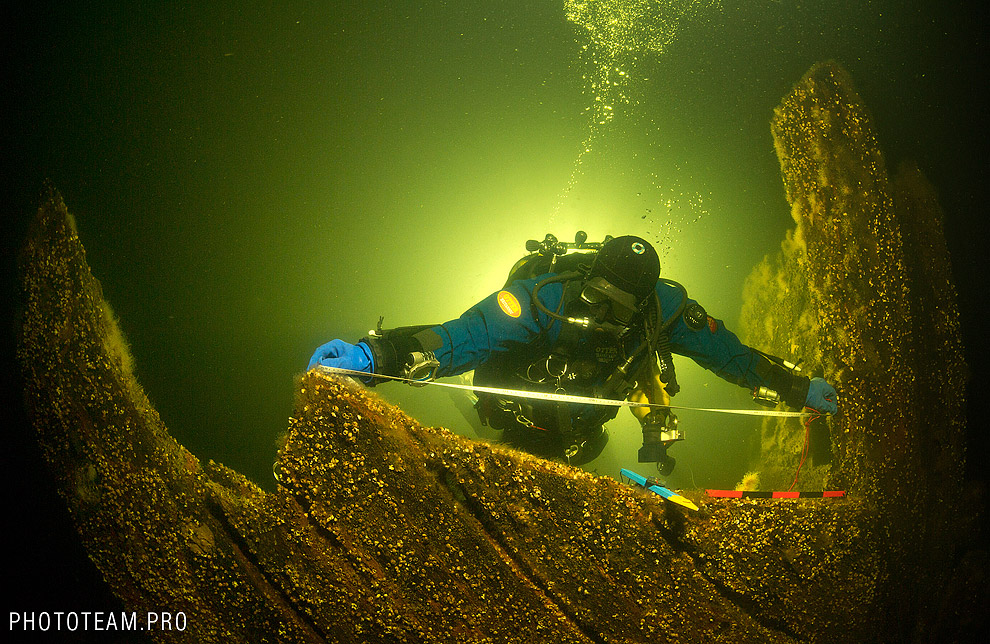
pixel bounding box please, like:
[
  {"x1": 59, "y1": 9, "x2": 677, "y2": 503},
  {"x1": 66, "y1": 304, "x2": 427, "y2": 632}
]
[{"x1": 706, "y1": 490, "x2": 846, "y2": 499}]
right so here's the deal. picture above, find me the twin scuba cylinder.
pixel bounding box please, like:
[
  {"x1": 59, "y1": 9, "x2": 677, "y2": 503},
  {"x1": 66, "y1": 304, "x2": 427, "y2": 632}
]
[{"x1": 513, "y1": 232, "x2": 683, "y2": 472}]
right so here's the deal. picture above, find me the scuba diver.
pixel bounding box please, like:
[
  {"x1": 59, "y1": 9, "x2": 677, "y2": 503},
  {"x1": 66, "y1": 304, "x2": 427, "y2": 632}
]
[{"x1": 307, "y1": 232, "x2": 838, "y2": 472}]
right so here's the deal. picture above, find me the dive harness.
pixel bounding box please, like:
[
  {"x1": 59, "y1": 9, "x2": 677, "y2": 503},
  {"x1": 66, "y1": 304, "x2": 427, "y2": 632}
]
[
  {"x1": 507, "y1": 232, "x2": 688, "y2": 465},
  {"x1": 356, "y1": 231, "x2": 813, "y2": 471}
]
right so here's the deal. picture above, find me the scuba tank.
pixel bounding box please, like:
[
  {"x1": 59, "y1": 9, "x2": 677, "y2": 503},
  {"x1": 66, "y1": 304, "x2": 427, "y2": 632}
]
[
  {"x1": 486, "y1": 231, "x2": 689, "y2": 469},
  {"x1": 515, "y1": 233, "x2": 688, "y2": 398}
]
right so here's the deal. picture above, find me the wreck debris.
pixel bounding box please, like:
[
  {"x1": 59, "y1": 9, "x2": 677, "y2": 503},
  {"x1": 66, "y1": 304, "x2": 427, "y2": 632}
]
[
  {"x1": 15, "y1": 61, "x2": 982, "y2": 643},
  {"x1": 18, "y1": 184, "x2": 874, "y2": 643},
  {"x1": 741, "y1": 61, "x2": 978, "y2": 642}
]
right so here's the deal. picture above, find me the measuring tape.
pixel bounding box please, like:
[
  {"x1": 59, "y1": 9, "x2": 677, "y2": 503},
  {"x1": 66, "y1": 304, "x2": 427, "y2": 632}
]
[{"x1": 314, "y1": 366, "x2": 813, "y2": 419}]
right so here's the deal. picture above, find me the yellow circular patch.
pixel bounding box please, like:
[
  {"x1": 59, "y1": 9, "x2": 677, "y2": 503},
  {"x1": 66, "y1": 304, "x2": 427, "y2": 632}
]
[{"x1": 496, "y1": 290, "x2": 522, "y2": 318}]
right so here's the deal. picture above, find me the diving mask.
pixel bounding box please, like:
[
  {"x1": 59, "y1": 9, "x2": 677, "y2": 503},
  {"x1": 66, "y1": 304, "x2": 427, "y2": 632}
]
[{"x1": 580, "y1": 276, "x2": 640, "y2": 325}]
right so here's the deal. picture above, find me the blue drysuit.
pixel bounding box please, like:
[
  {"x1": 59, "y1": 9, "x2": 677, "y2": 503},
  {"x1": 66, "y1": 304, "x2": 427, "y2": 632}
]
[
  {"x1": 313, "y1": 263, "x2": 833, "y2": 463},
  {"x1": 427, "y1": 274, "x2": 766, "y2": 392}
]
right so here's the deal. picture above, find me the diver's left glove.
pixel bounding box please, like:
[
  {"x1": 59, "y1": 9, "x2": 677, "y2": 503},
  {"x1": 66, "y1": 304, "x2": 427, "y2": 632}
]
[
  {"x1": 805, "y1": 377, "x2": 838, "y2": 415},
  {"x1": 307, "y1": 339, "x2": 375, "y2": 374}
]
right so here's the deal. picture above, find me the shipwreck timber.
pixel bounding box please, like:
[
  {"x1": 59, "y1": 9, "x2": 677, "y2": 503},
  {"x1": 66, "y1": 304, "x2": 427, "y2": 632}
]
[{"x1": 16, "y1": 62, "x2": 983, "y2": 642}]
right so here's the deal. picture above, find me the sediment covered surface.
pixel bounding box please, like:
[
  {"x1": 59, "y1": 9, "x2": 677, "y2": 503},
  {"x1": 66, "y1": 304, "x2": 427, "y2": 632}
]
[
  {"x1": 16, "y1": 60, "x2": 984, "y2": 643},
  {"x1": 19, "y1": 189, "x2": 872, "y2": 643},
  {"x1": 741, "y1": 61, "x2": 982, "y2": 642}
]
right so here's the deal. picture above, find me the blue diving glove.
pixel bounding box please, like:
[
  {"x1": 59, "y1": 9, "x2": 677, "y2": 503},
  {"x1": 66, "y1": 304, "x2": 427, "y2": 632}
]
[
  {"x1": 307, "y1": 339, "x2": 375, "y2": 374},
  {"x1": 805, "y1": 377, "x2": 838, "y2": 415}
]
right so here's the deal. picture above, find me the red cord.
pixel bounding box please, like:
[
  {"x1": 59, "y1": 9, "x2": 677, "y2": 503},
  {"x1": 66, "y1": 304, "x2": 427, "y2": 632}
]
[{"x1": 788, "y1": 408, "x2": 820, "y2": 492}]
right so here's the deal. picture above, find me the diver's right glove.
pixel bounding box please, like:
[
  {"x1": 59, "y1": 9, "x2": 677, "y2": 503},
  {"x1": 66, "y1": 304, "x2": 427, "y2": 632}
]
[
  {"x1": 307, "y1": 339, "x2": 375, "y2": 374},
  {"x1": 805, "y1": 377, "x2": 838, "y2": 415}
]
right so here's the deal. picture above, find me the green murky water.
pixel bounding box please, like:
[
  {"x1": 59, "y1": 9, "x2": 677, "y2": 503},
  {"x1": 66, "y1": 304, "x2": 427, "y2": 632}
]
[{"x1": 9, "y1": 0, "x2": 977, "y2": 491}]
